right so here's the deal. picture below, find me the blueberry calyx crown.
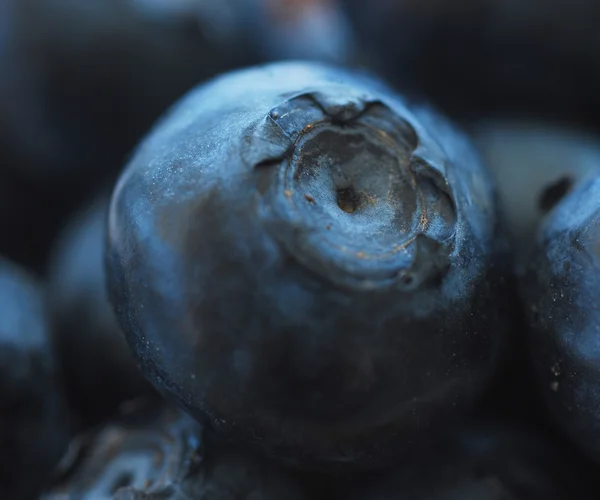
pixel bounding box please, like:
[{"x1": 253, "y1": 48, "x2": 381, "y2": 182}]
[{"x1": 245, "y1": 89, "x2": 457, "y2": 291}]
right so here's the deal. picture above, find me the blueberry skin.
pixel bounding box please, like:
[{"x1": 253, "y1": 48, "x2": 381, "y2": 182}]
[
  {"x1": 473, "y1": 121, "x2": 600, "y2": 269},
  {"x1": 470, "y1": 122, "x2": 600, "y2": 425},
  {"x1": 43, "y1": 401, "x2": 307, "y2": 500},
  {"x1": 107, "y1": 62, "x2": 512, "y2": 467},
  {"x1": 521, "y1": 173, "x2": 600, "y2": 463},
  {"x1": 347, "y1": 419, "x2": 600, "y2": 500},
  {"x1": 341, "y1": 0, "x2": 600, "y2": 126},
  {"x1": 48, "y1": 198, "x2": 152, "y2": 429},
  {"x1": 0, "y1": 257, "x2": 69, "y2": 499}
]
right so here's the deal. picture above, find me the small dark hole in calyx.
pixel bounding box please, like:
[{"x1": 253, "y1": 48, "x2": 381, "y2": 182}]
[
  {"x1": 336, "y1": 186, "x2": 362, "y2": 214},
  {"x1": 539, "y1": 176, "x2": 573, "y2": 213},
  {"x1": 110, "y1": 471, "x2": 135, "y2": 494}
]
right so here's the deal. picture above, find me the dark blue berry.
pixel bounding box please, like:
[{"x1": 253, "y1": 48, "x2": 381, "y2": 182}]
[
  {"x1": 107, "y1": 62, "x2": 512, "y2": 468},
  {"x1": 474, "y1": 121, "x2": 600, "y2": 268},
  {"x1": 0, "y1": 256, "x2": 69, "y2": 499},
  {"x1": 521, "y1": 172, "x2": 600, "y2": 463}
]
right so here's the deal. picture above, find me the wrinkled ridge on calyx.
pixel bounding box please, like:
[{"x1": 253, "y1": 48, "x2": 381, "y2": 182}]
[{"x1": 256, "y1": 93, "x2": 457, "y2": 290}]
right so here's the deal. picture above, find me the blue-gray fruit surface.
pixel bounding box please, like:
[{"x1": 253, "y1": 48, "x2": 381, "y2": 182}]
[
  {"x1": 474, "y1": 121, "x2": 600, "y2": 269},
  {"x1": 0, "y1": 257, "x2": 69, "y2": 499},
  {"x1": 106, "y1": 62, "x2": 512, "y2": 468},
  {"x1": 521, "y1": 173, "x2": 600, "y2": 463}
]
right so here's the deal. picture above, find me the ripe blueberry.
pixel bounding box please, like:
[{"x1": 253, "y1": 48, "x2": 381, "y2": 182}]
[
  {"x1": 474, "y1": 121, "x2": 600, "y2": 268},
  {"x1": 521, "y1": 172, "x2": 600, "y2": 464},
  {"x1": 107, "y1": 62, "x2": 512, "y2": 468},
  {"x1": 0, "y1": 256, "x2": 69, "y2": 499}
]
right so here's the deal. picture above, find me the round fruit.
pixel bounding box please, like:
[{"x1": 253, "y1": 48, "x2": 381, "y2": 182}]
[
  {"x1": 473, "y1": 121, "x2": 600, "y2": 269},
  {"x1": 521, "y1": 172, "x2": 600, "y2": 463},
  {"x1": 0, "y1": 256, "x2": 69, "y2": 499},
  {"x1": 107, "y1": 62, "x2": 512, "y2": 468}
]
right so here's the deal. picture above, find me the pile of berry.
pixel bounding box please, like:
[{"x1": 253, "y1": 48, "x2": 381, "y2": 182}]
[{"x1": 2, "y1": 1, "x2": 600, "y2": 499}]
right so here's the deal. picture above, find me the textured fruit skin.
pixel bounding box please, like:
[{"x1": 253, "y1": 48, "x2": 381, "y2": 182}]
[
  {"x1": 43, "y1": 401, "x2": 307, "y2": 500},
  {"x1": 0, "y1": 257, "x2": 69, "y2": 500},
  {"x1": 347, "y1": 419, "x2": 600, "y2": 500},
  {"x1": 48, "y1": 198, "x2": 152, "y2": 429},
  {"x1": 342, "y1": 0, "x2": 600, "y2": 127},
  {"x1": 107, "y1": 62, "x2": 512, "y2": 468},
  {"x1": 521, "y1": 173, "x2": 600, "y2": 463}
]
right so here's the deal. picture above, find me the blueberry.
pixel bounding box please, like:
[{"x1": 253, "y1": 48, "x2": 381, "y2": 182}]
[
  {"x1": 106, "y1": 61, "x2": 512, "y2": 468},
  {"x1": 0, "y1": 256, "x2": 69, "y2": 499},
  {"x1": 341, "y1": 0, "x2": 600, "y2": 127},
  {"x1": 473, "y1": 121, "x2": 600, "y2": 269},
  {"x1": 468, "y1": 122, "x2": 600, "y2": 424},
  {"x1": 520, "y1": 172, "x2": 600, "y2": 463},
  {"x1": 48, "y1": 198, "x2": 153, "y2": 429},
  {"x1": 43, "y1": 400, "x2": 307, "y2": 500},
  {"x1": 347, "y1": 419, "x2": 600, "y2": 500}
]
